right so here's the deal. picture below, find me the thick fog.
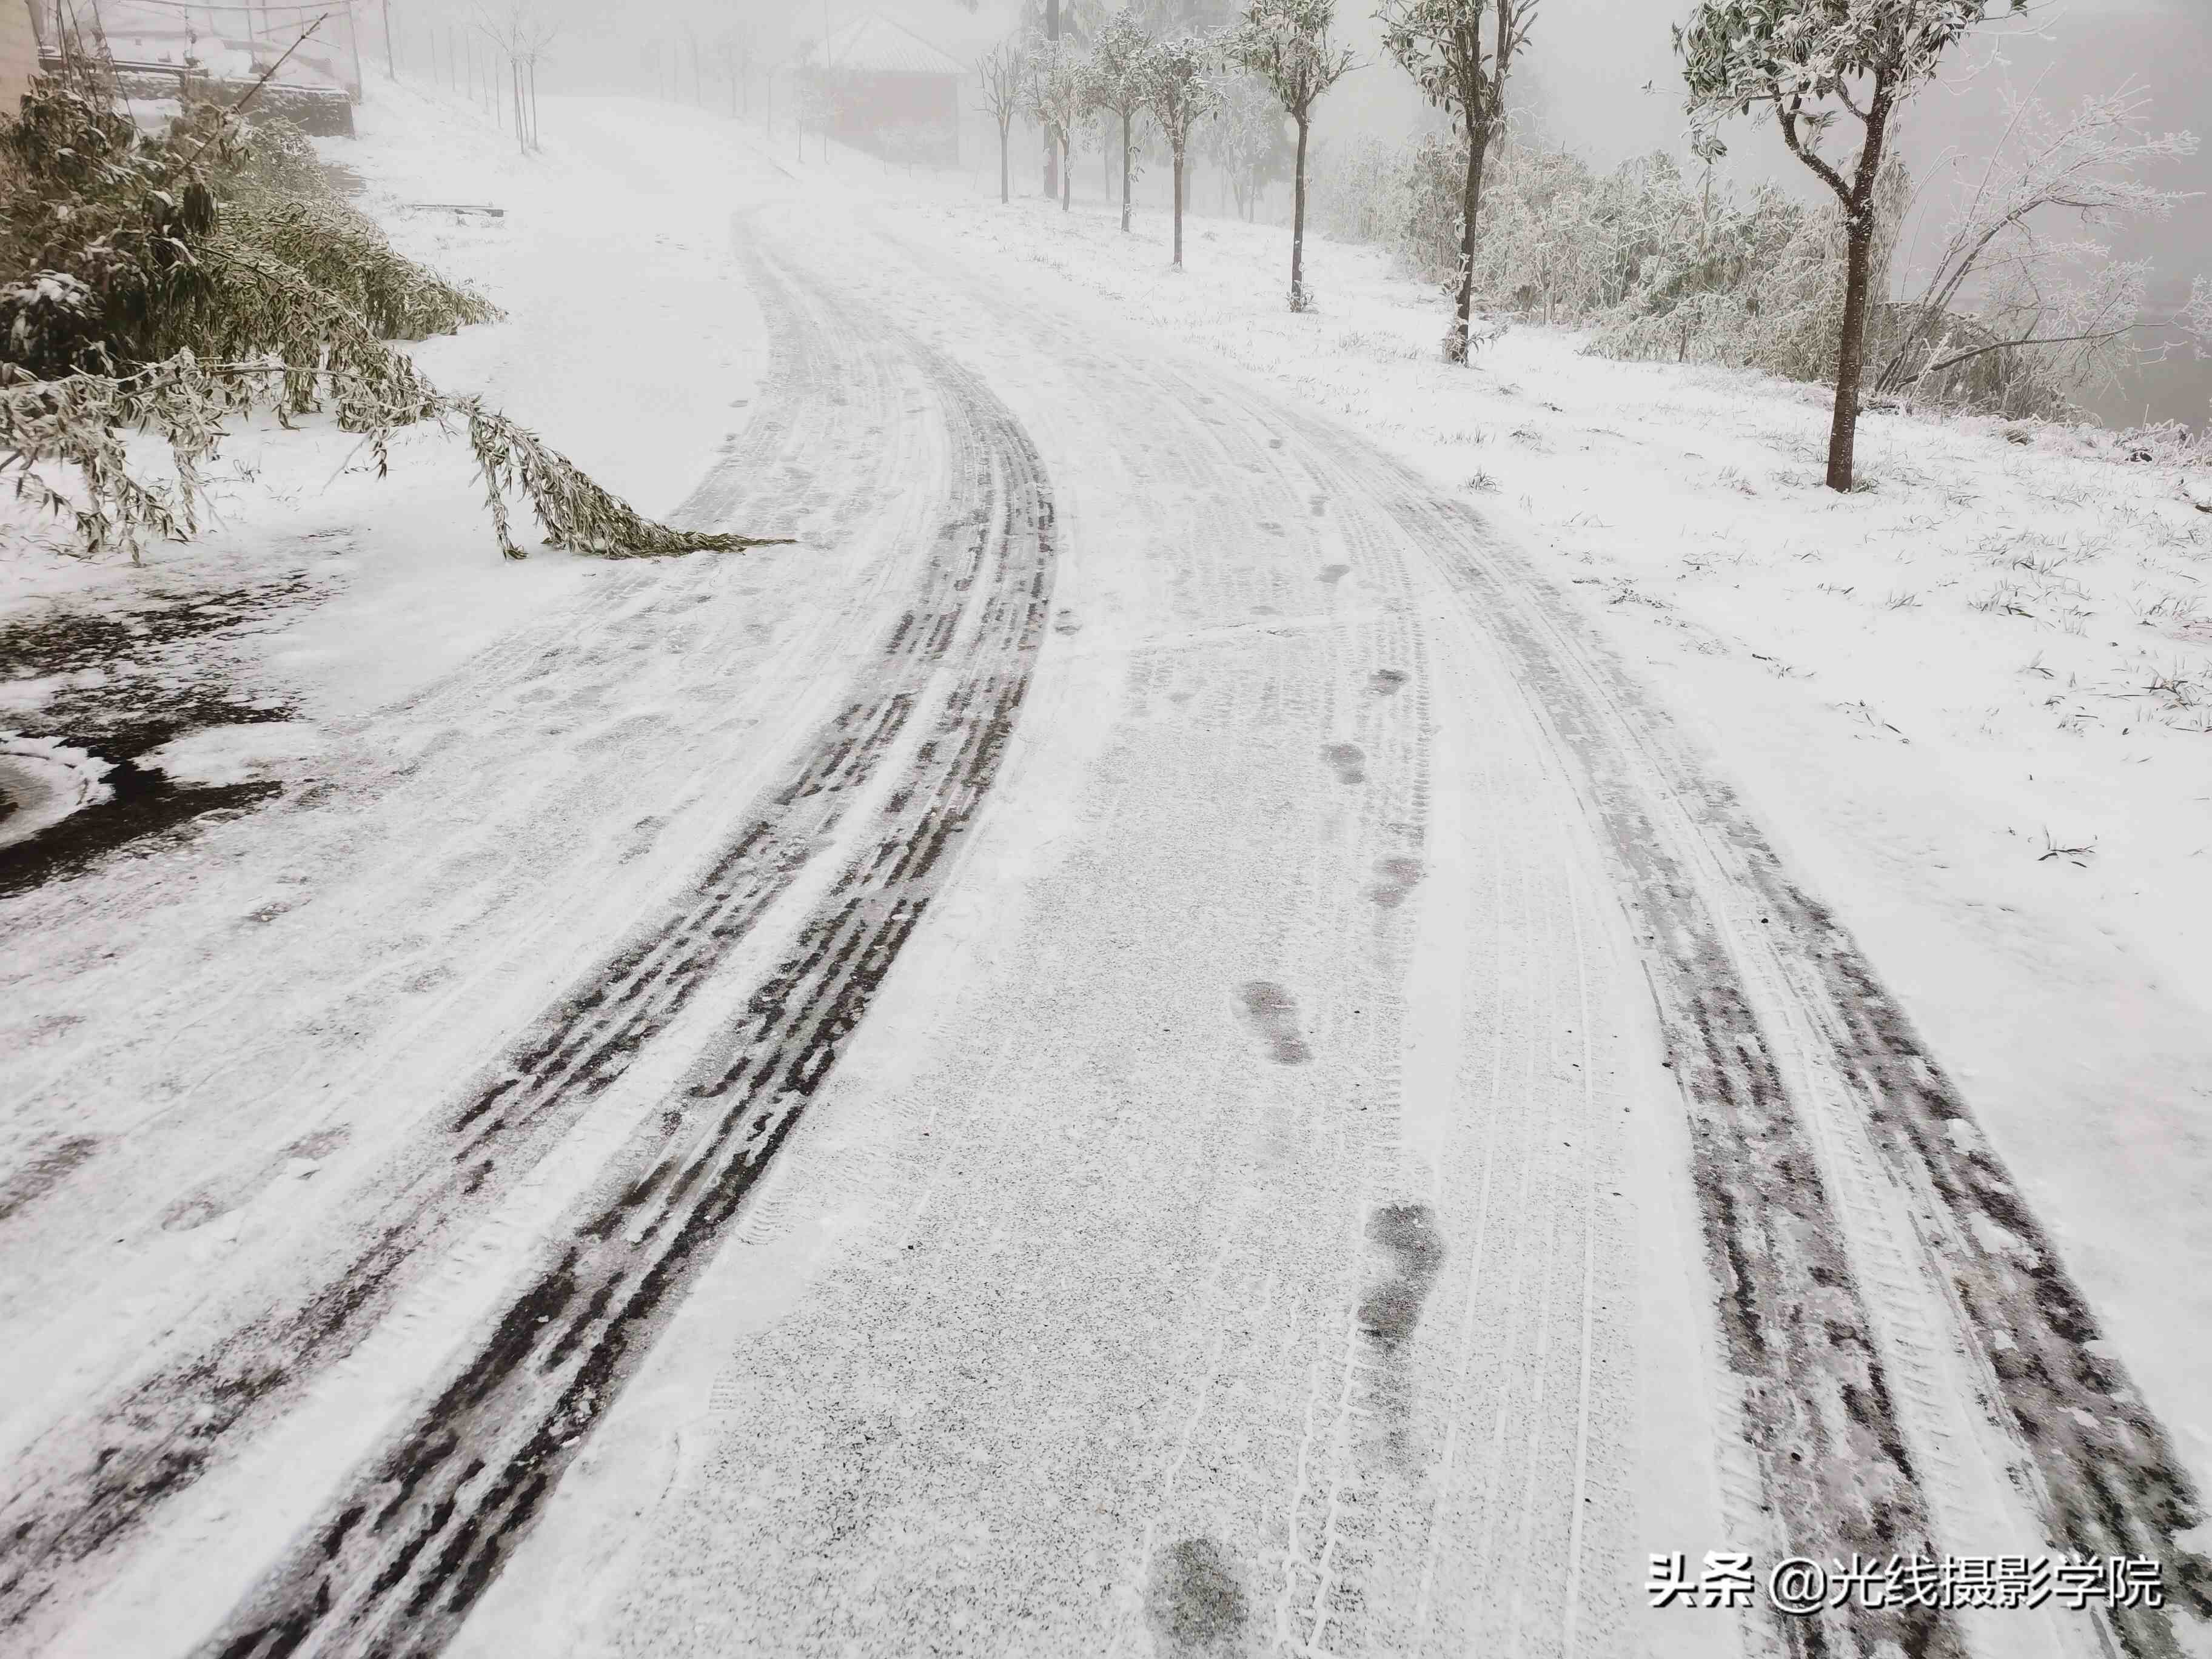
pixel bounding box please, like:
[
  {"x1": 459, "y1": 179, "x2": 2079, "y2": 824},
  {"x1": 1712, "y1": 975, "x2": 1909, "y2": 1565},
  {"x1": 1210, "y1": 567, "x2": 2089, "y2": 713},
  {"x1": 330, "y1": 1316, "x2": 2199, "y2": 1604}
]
[{"x1": 411, "y1": 0, "x2": 2206, "y2": 424}]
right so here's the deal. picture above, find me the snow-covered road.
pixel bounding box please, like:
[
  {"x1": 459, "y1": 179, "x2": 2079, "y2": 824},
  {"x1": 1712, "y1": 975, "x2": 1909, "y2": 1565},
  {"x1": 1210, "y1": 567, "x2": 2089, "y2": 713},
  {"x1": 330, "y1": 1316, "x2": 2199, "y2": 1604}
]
[{"x1": 2, "y1": 95, "x2": 2206, "y2": 1659}]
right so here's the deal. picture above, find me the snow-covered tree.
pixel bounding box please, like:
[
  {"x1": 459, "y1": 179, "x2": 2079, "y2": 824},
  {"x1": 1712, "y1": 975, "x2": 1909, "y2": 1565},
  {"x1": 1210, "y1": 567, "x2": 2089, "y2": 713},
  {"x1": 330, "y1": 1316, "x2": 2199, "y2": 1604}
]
[
  {"x1": 977, "y1": 39, "x2": 1029, "y2": 204},
  {"x1": 1230, "y1": 0, "x2": 1357, "y2": 310},
  {"x1": 1084, "y1": 9, "x2": 1156, "y2": 232},
  {"x1": 716, "y1": 24, "x2": 758, "y2": 119},
  {"x1": 1203, "y1": 70, "x2": 1282, "y2": 220},
  {"x1": 1021, "y1": 0, "x2": 1112, "y2": 196},
  {"x1": 1676, "y1": 0, "x2": 2027, "y2": 491},
  {"x1": 1141, "y1": 35, "x2": 1224, "y2": 267},
  {"x1": 474, "y1": 1, "x2": 559, "y2": 156},
  {"x1": 1378, "y1": 0, "x2": 1538, "y2": 361},
  {"x1": 1876, "y1": 86, "x2": 2211, "y2": 412},
  {"x1": 1026, "y1": 38, "x2": 1085, "y2": 211}
]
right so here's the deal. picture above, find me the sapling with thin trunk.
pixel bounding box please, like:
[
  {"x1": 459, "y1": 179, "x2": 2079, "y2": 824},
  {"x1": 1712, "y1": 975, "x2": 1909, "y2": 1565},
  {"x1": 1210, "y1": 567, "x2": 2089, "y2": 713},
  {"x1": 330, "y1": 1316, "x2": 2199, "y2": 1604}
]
[
  {"x1": 1026, "y1": 37, "x2": 1084, "y2": 212},
  {"x1": 1084, "y1": 8, "x2": 1154, "y2": 234},
  {"x1": 1676, "y1": 0, "x2": 2029, "y2": 492},
  {"x1": 1230, "y1": 0, "x2": 1356, "y2": 312},
  {"x1": 1141, "y1": 36, "x2": 1223, "y2": 269},
  {"x1": 1378, "y1": 0, "x2": 1539, "y2": 362},
  {"x1": 977, "y1": 39, "x2": 1027, "y2": 204}
]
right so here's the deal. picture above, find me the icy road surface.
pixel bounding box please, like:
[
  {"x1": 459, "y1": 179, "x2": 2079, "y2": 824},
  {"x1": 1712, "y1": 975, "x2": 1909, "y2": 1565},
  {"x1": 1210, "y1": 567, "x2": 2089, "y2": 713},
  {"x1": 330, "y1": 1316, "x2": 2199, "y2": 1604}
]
[{"x1": 2, "y1": 98, "x2": 2206, "y2": 1659}]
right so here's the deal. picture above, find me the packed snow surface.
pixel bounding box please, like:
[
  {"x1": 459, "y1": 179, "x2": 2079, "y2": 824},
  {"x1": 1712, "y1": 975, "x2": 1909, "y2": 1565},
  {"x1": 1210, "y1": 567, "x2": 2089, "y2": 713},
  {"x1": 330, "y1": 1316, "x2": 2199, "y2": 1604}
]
[{"x1": 1, "y1": 77, "x2": 2208, "y2": 1659}]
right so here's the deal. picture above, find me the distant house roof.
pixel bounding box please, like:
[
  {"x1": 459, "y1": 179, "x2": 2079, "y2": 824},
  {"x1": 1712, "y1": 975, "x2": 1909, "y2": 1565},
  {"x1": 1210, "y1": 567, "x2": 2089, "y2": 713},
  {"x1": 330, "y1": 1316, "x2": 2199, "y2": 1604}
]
[{"x1": 823, "y1": 13, "x2": 967, "y2": 78}]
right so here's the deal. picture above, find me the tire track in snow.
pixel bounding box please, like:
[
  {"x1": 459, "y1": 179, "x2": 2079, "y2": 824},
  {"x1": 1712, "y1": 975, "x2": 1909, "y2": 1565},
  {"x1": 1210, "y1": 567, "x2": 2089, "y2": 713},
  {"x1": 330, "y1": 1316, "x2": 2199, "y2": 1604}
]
[
  {"x1": 1264, "y1": 418, "x2": 1963, "y2": 1659},
  {"x1": 853, "y1": 230, "x2": 1632, "y2": 1659},
  {"x1": 1292, "y1": 426, "x2": 2208, "y2": 1658},
  {"x1": 187, "y1": 297, "x2": 1055, "y2": 1659},
  {"x1": 0, "y1": 252, "x2": 1045, "y2": 1651}
]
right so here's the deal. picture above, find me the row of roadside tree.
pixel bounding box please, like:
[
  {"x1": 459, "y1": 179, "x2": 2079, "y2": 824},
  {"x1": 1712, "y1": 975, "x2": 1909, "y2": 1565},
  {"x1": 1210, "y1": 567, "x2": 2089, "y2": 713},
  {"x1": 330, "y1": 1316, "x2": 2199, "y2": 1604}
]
[{"x1": 967, "y1": 0, "x2": 2207, "y2": 494}]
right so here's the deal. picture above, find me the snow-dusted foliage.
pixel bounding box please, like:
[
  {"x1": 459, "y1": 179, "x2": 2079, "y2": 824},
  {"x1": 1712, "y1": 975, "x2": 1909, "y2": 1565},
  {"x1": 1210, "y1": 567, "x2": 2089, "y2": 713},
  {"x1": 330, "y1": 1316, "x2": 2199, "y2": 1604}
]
[
  {"x1": 1675, "y1": 0, "x2": 2029, "y2": 490},
  {"x1": 1228, "y1": 0, "x2": 1358, "y2": 310},
  {"x1": 1308, "y1": 72, "x2": 2208, "y2": 432},
  {"x1": 1874, "y1": 88, "x2": 2211, "y2": 416},
  {"x1": 1025, "y1": 37, "x2": 1088, "y2": 212},
  {"x1": 1674, "y1": 0, "x2": 2023, "y2": 160},
  {"x1": 977, "y1": 39, "x2": 1030, "y2": 205},
  {"x1": 1201, "y1": 69, "x2": 1286, "y2": 221},
  {"x1": 1083, "y1": 9, "x2": 1156, "y2": 233},
  {"x1": 1377, "y1": 0, "x2": 1538, "y2": 361},
  {"x1": 0, "y1": 74, "x2": 771, "y2": 561},
  {"x1": 1139, "y1": 36, "x2": 1225, "y2": 267},
  {"x1": 1307, "y1": 133, "x2": 1898, "y2": 389}
]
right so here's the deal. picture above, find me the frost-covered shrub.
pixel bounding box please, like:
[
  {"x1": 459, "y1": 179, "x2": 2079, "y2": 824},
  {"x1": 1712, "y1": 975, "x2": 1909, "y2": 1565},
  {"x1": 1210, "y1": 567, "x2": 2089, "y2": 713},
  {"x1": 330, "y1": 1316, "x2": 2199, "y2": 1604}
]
[
  {"x1": 1301, "y1": 116, "x2": 2116, "y2": 418},
  {"x1": 1, "y1": 73, "x2": 770, "y2": 562},
  {"x1": 1302, "y1": 126, "x2": 2024, "y2": 405},
  {"x1": 1307, "y1": 136, "x2": 1407, "y2": 247},
  {"x1": 222, "y1": 113, "x2": 336, "y2": 206}
]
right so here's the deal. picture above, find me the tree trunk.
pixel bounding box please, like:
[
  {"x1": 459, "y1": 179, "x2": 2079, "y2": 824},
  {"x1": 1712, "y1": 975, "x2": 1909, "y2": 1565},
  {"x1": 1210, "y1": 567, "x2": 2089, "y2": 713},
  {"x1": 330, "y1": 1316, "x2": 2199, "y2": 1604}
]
[
  {"x1": 998, "y1": 122, "x2": 1009, "y2": 204},
  {"x1": 1044, "y1": 0, "x2": 1061, "y2": 199},
  {"x1": 1828, "y1": 218, "x2": 1875, "y2": 492},
  {"x1": 1825, "y1": 87, "x2": 1895, "y2": 493},
  {"x1": 1290, "y1": 116, "x2": 1310, "y2": 309},
  {"x1": 1173, "y1": 151, "x2": 1185, "y2": 267},
  {"x1": 1449, "y1": 127, "x2": 1489, "y2": 362},
  {"x1": 1120, "y1": 113, "x2": 1132, "y2": 233},
  {"x1": 1061, "y1": 136, "x2": 1071, "y2": 211}
]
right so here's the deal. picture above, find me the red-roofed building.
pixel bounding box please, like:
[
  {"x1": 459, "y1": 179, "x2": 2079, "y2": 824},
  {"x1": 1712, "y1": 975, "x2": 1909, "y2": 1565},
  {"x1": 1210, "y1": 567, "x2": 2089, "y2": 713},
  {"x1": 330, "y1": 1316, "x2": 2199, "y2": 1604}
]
[{"x1": 819, "y1": 12, "x2": 964, "y2": 167}]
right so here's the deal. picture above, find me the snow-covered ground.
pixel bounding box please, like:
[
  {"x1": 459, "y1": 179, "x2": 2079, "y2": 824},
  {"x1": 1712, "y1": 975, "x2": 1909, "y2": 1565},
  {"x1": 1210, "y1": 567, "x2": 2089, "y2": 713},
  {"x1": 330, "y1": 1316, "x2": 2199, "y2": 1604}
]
[
  {"x1": 892, "y1": 159, "x2": 2212, "y2": 1463},
  {"x1": 4, "y1": 76, "x2": 2210, "y2": 1659}
]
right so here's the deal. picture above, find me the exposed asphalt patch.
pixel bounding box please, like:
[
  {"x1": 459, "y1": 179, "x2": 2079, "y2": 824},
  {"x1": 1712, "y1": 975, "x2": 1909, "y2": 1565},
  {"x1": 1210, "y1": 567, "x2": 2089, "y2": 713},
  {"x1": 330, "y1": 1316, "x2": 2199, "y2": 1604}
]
[
  {"x1": 0, "y1": 577, "x2": 316, "y2": 895},
  {"x1": 0, "y1": 1136, "x2": 104, "y2": 1227},
  {"x1": 0, "y1": 756, "x2": 281, "y2": 899}
]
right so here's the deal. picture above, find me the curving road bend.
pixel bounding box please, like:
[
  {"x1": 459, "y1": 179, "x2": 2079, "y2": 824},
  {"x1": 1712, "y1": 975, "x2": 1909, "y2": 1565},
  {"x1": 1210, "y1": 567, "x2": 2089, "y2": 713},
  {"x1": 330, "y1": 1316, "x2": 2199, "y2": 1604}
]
[{"x1": 2, "y1": 135, "x2": 2205, "y2": 1659}]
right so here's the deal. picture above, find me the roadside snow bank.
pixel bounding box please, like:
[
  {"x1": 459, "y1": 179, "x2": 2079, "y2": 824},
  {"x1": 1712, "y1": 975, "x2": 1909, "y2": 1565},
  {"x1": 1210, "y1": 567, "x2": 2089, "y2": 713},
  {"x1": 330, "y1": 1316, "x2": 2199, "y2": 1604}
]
[
  {"x1": 0, "y1": 736, "x2": 112, "y2": 851},
  {"x1": 139, "y1": 722, "x2": 327, "y2": 787}
]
